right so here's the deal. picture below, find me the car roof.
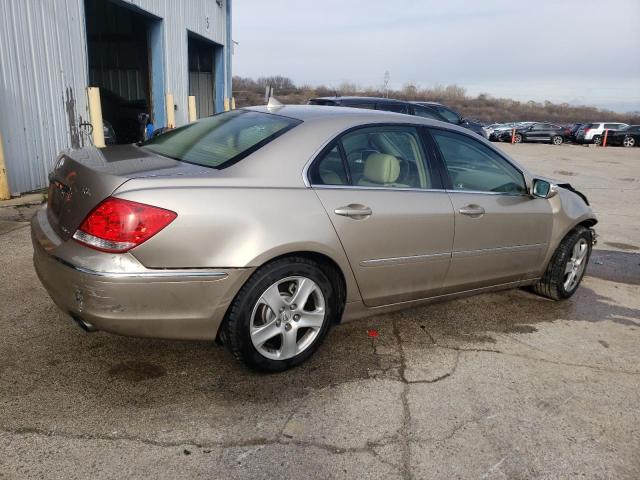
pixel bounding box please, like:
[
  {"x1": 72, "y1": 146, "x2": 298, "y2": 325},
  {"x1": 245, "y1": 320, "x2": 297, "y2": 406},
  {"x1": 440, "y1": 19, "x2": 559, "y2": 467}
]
[
  {"x1": 310, "y1": 96, "x2": 407, "y2": 103},
  {"x1": 246, "y1": 104, "x2": 423, "y2": 122}
]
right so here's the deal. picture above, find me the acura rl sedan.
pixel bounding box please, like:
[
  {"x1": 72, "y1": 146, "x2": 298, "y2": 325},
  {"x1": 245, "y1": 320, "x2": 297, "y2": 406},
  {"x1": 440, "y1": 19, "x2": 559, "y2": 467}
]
[{"x1": 32, "y1": 105, "x2": 597, "y2": 371}]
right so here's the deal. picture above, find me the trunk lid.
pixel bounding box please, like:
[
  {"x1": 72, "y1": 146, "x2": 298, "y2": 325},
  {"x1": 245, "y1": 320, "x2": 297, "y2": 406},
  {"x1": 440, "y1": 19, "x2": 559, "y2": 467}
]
[{"x1": 46, "y1": 144, "x2": 207, "y2": 240}]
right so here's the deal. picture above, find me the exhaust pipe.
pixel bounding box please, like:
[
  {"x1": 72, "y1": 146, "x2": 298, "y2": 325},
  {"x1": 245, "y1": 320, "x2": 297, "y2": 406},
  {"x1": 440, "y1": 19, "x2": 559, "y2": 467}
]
[{"x1": 70, "y1": 313, "x2": 98, "y2": 332}]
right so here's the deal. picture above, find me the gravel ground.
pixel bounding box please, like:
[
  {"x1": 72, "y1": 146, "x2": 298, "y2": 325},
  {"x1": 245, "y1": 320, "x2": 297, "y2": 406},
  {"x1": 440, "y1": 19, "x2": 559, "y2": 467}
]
[{"x1": 1, "y1": 143, "x2": 639, "y2": 479}]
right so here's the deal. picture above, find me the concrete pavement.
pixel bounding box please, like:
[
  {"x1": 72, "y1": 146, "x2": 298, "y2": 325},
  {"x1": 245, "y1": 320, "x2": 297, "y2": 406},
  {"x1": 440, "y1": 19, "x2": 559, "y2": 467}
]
[{"x1": 1, "y1": 144, "x2": 638, "y2": 479}]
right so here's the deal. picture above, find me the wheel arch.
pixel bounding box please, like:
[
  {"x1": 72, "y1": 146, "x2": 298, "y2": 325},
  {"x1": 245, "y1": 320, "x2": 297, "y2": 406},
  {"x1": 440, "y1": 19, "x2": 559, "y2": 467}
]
[{"x1": 216, "y1": 246, "x2": 357, "y2": 343}]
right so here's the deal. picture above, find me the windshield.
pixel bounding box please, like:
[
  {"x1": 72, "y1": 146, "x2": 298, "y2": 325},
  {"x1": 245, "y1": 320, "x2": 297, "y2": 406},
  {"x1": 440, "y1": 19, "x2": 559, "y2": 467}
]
[{"x1": 142, "y1": 110, "x2": 301, "y2": 169}]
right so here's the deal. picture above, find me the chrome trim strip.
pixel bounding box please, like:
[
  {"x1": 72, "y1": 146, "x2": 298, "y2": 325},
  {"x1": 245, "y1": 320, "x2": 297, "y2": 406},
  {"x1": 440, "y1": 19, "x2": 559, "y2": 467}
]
[
  {"x1": 360, "y1": 252, "x2": 451, "y2": 267},
  {"x1": 445, "y1": 189, "x2": 529, "y2": 197},
  {"x1": 452, "y1": 243, "x2": 546, "y2": 258},
  {"x1": 52, "y1": 256, "x2": 229, "y2": 280},
  {"x1": 310, "y1": 184, "x2": 448, "y2": 193}
]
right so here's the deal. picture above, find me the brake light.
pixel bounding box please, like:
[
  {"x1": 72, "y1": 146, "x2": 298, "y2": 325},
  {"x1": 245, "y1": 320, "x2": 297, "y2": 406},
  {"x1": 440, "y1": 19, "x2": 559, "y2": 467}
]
[
  {"x1": 73, "y1": 197, "x2": 177, "y2": 253},
  {"x1": 584, "y1": 128, "x2": 591, "y2": 135}
]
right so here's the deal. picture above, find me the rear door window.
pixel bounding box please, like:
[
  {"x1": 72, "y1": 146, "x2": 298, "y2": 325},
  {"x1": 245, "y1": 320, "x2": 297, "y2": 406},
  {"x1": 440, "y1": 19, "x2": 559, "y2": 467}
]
[
  {"x1": 142, "y1": 110, "x2": 300, "y2": 169},
  {"x1": 412, "y1": 105, "x2": 444, "y2": 121},
  {"x1": 346, "y1": 103, "x2": 376, "y2": 109},
  {"x1": 310, "y1": 125, "x2": 435, "y2": 189},
  {"x1": 341, "y1": 126, "x2": 431, "y2": 188},
  {"x1": 435, "y1": 106, "x2": 461, "y2": 124},
  {"x1": 376, "y1": 103, "x2": 410, "y2": 114}
]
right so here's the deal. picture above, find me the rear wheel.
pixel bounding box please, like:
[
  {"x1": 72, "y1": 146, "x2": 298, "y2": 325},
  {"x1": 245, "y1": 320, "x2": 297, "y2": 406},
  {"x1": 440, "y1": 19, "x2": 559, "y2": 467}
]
[
  {"x1": 623, "y1": 136, "x2": 636, "y2": 148},
  {"x1": 225, "y1": 257, "x2": 336, "y2": 372},
  {"x1": 552, "y1": 135, "x2": 563, "y2": 145},
  {"x1": 514, "y1": 133, "x2": 523, "y2": 143},
  {"x1": 533, "y1": 227, "x2": 592, "y2": 300},
  {"x1": 592, "y1": 135, "x2": 602, "y2": 146}
]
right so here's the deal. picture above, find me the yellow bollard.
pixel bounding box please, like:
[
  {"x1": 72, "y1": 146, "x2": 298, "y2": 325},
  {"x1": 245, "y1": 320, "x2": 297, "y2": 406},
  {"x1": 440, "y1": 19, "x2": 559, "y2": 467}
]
[
  {"x1": 166, "y1": 93, "x2": 175, "y2": 128},
  {"x1": 231, "y1": 97, "x2": 236, "y2": 110},
  {"x1": 87, "y1": 87, "x2": 105, "y2": 148},
  {"x1": 0, "y1": 133, "x2": 11, "y2": 200},
  {"x1": 224, "y1": 98, "x2": 230, "y2": 112},
  {"x1": 187, "y1": 96, "x2": 197, "y2": 123}
]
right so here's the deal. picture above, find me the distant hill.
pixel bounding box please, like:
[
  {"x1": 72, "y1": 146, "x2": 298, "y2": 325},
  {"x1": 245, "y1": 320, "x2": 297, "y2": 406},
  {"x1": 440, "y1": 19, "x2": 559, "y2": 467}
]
[{"x1": 233, "y1": 76, "x2": 640, "y2": 125}]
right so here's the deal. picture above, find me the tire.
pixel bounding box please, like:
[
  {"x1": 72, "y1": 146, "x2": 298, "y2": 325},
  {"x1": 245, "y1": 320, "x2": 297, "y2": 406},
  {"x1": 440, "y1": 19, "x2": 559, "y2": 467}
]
[
  {"x1": 514, "y1": 133, "x2": 523, "y2": 143},
  {"x1": 592, "y1": 135, "x2": 602, "y2": 146},
  {"x1": 552, "y1": 135, "x2": 563, "y2": 145},
  {"x1": 623, "y1": 136, "x2": 636, "y2": 148},
  {"x1": 224, "y1": 256, "x2": 337, "y2": 372},
  {"x1": 533, "y1": 226, "x2": 592, "y2": 300}
]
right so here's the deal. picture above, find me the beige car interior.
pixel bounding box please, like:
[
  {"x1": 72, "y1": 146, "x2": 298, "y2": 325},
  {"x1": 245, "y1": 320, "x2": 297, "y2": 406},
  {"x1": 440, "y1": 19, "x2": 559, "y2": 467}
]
[
  {"x1": 357, "y1": 153, "x2": 405, "y2": 187},
  {"x1": 316, "y1": 128, "x2": 431, "y2": 189}
]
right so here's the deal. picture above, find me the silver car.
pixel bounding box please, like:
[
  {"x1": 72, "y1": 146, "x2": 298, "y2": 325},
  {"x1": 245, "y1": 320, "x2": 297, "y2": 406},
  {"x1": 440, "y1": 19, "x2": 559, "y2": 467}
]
[{"x1": 32, "y1": 106, "x2": 597, "y2": 371}]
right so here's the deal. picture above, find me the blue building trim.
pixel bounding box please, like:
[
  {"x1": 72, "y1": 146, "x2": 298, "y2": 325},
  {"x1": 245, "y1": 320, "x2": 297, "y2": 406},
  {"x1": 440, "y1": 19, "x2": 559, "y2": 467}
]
[
  {"x1": 149, "y1": 19, "x2": 166, "y2": 128},
  {"x1": 225, "y1": 0, "x2": 232, "y2": 101},
  {"x1": 214, "y1": 44, "x2": 225, "y2": 113}
]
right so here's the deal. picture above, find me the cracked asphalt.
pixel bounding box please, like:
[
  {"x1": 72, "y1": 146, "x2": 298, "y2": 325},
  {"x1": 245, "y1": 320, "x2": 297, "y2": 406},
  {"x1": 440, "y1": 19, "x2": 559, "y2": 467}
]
[{"x1": 1, "y1": 144, "x2": 639, "y2": 479}]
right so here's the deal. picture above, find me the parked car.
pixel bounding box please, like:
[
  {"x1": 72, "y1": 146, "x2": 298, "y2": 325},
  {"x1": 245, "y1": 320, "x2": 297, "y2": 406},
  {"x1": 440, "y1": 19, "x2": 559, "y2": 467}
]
[
  {"x1": 566, "y1": 123, "x2": 586, "y2": 143},
  {"x1": 575, "y1": 122, "x2": 629, "y2": 145},
  {"x1": 487, "y1": 123, "x2": 518, "y2": 141},
  {"x1": 411, "y1": 101, "x2": 487, "y2": 138},
  {"x1": 499, "y1": 122, "x2": 567, "y2": 145},
  {"x1": 603, "y1": 125, "x2": 640, "y2": 147},
  {"x1": 100, "y1": 88, "x2": 150, "y2": 144},
  {"x1": 33, "y1": 106, "x2": 597, "y2": 372},
  {"x1": 308, "y1": 96, "x2": 487, "y2": 137}
]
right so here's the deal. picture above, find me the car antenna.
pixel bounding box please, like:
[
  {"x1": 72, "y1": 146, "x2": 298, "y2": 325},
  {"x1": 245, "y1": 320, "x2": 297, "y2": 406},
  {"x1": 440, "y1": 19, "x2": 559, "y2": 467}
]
[{"x1": 267, "y1": 96, "x2": 284, "y2": 111}]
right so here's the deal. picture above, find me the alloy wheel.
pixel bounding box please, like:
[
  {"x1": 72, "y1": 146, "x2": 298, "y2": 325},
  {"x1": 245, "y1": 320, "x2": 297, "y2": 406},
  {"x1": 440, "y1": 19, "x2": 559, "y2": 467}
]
[
  {"x1": 250, "y1": 276, "x2": 326, "y2": 360},
  {"x1": 552, "y1": 136, "x2": 563, "y2": 145},
  {"x1": 623, "y1": 136, "x2": 635, "y2": 148},
  {"x1": 563, "y1": 238, "x2": 589, "y2": 292}
]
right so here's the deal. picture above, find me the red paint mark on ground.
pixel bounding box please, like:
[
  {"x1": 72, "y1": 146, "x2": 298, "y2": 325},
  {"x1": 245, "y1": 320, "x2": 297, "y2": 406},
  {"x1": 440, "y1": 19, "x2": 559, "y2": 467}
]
[{"x1": 367, "y1": 329, "x2": 379, "y2": 338}]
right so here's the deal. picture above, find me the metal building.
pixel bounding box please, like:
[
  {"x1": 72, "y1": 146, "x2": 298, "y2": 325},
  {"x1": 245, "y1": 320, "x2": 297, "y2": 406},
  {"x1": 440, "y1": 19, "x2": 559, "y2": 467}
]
[{"x1": 0, "y1": 0, "x2": 233, "y2": 194}]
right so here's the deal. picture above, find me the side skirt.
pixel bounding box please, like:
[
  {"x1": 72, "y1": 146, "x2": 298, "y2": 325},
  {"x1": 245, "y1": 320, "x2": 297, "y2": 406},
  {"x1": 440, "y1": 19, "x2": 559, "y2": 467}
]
[{"x1": 340, "y1": 278, "x2": 539, "y2": 323}]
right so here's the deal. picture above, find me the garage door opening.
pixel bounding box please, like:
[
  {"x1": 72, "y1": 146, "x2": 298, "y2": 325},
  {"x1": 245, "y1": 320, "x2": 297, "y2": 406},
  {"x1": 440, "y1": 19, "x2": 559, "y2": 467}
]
[
  {"x1": 85, "y1": 0, "x2": 161, "y2": 144},
  {"x1": 188, "y1": 34, "x2": 218, "y2": 119}
]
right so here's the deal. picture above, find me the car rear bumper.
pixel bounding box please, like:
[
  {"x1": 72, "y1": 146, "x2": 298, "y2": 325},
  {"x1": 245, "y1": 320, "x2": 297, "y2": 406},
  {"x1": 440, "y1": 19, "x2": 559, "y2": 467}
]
[{"x1": 31, "y1": 208, "x2": 252, "y2": 340}]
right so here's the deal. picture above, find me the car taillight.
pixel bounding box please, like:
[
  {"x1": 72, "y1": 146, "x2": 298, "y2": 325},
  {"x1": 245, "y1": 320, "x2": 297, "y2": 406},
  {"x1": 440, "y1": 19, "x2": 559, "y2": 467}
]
[
  {"x1": 72, "y1": 197, "x2": 177, "y2": 253},
  {"x1": 584, "y1": 128, "x2": 590, "y2": 135}
]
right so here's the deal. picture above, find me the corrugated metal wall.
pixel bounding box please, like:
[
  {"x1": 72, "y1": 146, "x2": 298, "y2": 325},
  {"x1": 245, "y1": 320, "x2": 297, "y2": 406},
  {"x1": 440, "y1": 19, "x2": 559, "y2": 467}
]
[{"x1": 0, "y1": 0, "x2": 230, "y2": 193}]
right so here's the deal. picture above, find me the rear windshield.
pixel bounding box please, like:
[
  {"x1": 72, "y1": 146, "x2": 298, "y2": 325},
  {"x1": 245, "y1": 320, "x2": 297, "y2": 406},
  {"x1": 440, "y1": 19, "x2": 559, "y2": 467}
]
[{"x1": 142, "y1": 110, "x2": 301, "y2": 169}]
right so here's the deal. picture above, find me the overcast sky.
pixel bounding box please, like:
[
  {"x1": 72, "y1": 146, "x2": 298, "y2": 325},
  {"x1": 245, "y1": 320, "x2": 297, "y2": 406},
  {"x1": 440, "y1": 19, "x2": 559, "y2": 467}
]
[{"x1": 232, "y1": 0, "x2": 640, "y2": 112}]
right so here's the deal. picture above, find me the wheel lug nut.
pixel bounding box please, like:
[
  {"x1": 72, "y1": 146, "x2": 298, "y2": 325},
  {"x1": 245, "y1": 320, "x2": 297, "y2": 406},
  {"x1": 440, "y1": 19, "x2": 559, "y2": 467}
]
[
  {"x1": 290, "y1": 304, "x2": 297, "y2": 310},
  {"x1": 293, "y1": 314, "x2": 300, "y2": 321},
  {"x1": 285, "y1": 323, "x2": 292, "y2": 331},
  {"x1": 279, "y1": 307, "x2": 285, "y2": 313},
  {"x1": 276, "y1": 320, "x2": 281, "y2": 327}
]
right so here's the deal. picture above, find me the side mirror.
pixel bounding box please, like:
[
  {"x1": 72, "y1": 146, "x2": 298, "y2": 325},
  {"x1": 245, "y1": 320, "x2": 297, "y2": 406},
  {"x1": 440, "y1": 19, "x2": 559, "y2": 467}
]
[{"x1": 531, "y1": 179, "x2": 558, "y2": 199}]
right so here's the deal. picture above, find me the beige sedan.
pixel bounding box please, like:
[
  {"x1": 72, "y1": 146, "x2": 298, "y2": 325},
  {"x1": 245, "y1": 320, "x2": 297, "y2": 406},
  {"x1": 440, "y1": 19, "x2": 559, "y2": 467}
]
[{"x1": 32, "y1": 105, "x2": 597, "y2": 371}]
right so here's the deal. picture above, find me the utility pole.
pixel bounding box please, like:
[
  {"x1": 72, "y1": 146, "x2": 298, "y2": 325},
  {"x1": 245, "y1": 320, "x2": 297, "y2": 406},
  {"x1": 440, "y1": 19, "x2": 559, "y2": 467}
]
[{"x1": 383, "y1": 71, "x2": 390, "y2": 98}]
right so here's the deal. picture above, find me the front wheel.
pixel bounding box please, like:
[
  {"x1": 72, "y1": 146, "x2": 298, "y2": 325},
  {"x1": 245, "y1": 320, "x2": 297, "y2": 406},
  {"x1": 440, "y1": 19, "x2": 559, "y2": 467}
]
[
  {"x1": 552, "y1": 135, "x2": 563, "y2": 145},
  {"x1": 533, "y1": 226, "x2": 592, "y2": 300},
  {"x1": 224, "y1": 257, "x2": 337, "y2": 372},
  {"x1": 592, "y1": 135, "x2": 602, "y2": 146},
  {"x1": 623, "y1": 136, "x2": 636, "y2": 148},
  {"x1": 514, "y1": 133, "x2": 523, "y2": 143}
]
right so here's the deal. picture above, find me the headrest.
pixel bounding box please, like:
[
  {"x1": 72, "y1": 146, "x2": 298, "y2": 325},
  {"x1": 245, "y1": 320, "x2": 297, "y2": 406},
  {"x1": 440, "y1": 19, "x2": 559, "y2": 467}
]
[{"x1": 363, "y1": 153, "x2": 400, "y2": 184}]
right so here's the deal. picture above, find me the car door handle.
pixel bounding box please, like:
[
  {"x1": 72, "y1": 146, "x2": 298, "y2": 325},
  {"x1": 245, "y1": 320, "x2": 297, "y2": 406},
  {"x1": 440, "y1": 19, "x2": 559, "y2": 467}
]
[
  {"x1": 334, "y1": 204, "x2": 372, "y2": 219},
  {"x1": 458, "y1": 205, "x2": 485, "y2": 217}
]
